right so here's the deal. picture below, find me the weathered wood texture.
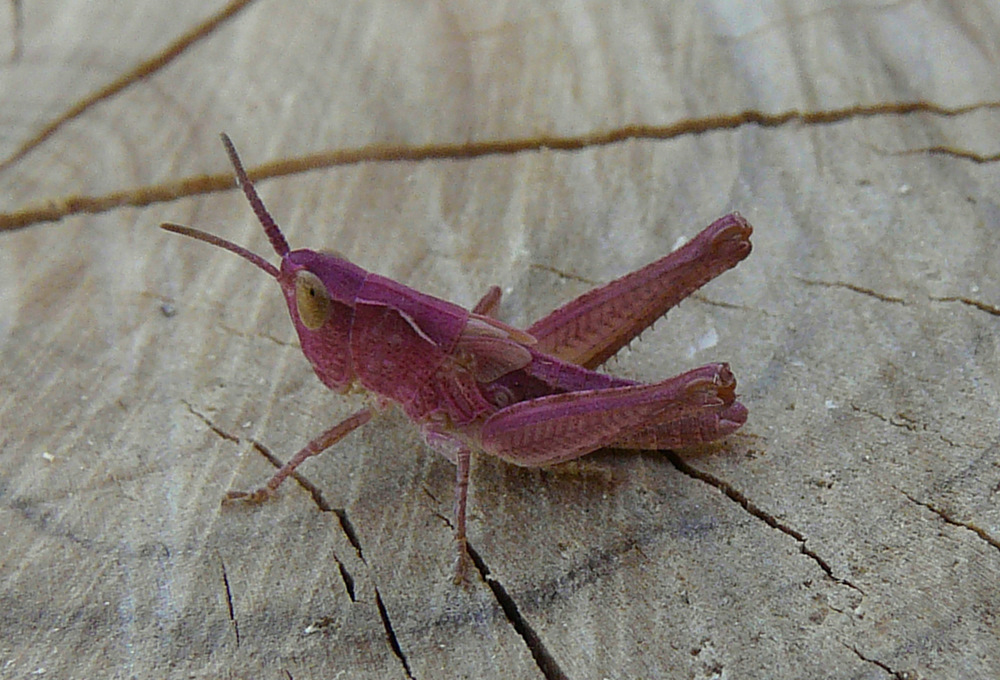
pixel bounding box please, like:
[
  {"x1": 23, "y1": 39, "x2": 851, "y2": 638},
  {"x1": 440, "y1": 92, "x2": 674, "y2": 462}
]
[{"x1": 2, "y1": 2, "x2": 999, "y2": 679}]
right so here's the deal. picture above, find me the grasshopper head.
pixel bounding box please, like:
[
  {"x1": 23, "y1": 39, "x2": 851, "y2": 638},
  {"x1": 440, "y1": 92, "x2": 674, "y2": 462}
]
[{"x1": 161, "y1": 134, "x2": 363, "y2": 393}]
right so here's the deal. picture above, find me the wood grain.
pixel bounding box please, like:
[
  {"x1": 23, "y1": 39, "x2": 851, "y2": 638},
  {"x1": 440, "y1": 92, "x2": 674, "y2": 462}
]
[{"x1": 2, "y1": 2, "x2": 999, "y2": 678}]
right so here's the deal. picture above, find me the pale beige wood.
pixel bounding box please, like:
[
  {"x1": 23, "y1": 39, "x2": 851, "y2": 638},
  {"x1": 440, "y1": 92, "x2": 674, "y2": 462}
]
[{"x1": 2, "y1": 2, "x2": 999, "y2": 678}]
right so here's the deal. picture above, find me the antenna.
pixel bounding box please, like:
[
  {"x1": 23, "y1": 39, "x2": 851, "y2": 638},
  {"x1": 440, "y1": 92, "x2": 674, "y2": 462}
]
[{"x1": 219, "y1": 133, "x2": 291, "y2": 258}]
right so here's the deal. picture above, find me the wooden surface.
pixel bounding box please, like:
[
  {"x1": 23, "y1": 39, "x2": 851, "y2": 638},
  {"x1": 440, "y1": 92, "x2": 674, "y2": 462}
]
[{"x1": 2, "y1": 2, "x2": 999, "y2": 678}]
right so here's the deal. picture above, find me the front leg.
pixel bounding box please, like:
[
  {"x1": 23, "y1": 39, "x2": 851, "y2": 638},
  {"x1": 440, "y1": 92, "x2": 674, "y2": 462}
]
[{"x1": 225, "y1": 407, "x2": 374, "y2": 503}]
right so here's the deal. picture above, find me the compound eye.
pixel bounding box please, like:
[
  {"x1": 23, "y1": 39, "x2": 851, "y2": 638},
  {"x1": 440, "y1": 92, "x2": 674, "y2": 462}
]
[{"x1": 294, "y1": 270, "x2": 331, "y2": 330}]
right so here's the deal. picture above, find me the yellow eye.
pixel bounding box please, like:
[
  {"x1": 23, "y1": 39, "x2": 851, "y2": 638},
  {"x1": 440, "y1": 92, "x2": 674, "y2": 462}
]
[{"x1": 294, "y1": 270, "x2": 331, "y2": 330}]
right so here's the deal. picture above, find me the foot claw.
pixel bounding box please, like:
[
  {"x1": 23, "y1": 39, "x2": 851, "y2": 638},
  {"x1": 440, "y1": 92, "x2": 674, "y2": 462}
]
[{"x1": 452, "y1": 544, "x2": 473, "y2": 585}]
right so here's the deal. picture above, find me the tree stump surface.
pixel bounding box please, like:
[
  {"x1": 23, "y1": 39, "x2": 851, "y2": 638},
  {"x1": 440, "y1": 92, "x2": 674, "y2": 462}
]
[{"x1": 1, "y1": 3, "x2": 998, "y2": 679}]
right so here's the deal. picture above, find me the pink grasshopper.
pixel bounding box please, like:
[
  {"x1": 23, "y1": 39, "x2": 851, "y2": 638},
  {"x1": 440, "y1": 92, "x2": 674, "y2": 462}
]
[{"x1": 163, "y1": 134, "x2": 752, "y2": 582}]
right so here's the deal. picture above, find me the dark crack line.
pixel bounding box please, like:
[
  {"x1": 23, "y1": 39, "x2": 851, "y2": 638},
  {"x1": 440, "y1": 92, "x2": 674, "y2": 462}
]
[
  {"x1": 335, "y1": 556, "x2": 356, "y2": 602},
  {"x1": 420, "y1": 484, "x2": 442, "y2": 506},
  {"x1": 421, "y1": 485, "x2": 455, "y2": 528},
  {"x1": 932, "y1": 295, "x2": 1000, "y2": 317},
  {"x1": 665, "y1": 452, "x2": 864, "y2": 594},
  {"x1": 850, "y1": 404, "x2": 960, "y2": 448},
  {"x1": 893, "y1": 145, "x2": 1000, "y2": 165},
  {"x1": 330, "y1": 507, "x2": 367, "y2": 564},
  {"x1": 244, "y1": 440, "x2": 373, "y2": 570},
  {"x1": 425, "y1": 502, "x2": 568, "y2": 680},
  {"x1": 530, "y1": 262, "x2": 600, "y2": 286},
  {"x1": 240, "y1": 439, "x2": 370, "y2": 565},
  {"x1": 850, "y1": 404, "x2": 920, "y2": 432},
  {"x1": 465, "y1": 544, "x2": 570, "y2": 680},
  {"x1": 689, "y1": 292, "x2": 763, "y2": 314},
  {"x1": 231, "y1": 435, "x2": 372, "y2": 567},
  {"x1": 795, "y1": 277, "x2": 907, "y2": 304},
  {"x1": 897, "y1": 488, "x2": 1000, "y2": 554},
  {"x1": 218, "y1": 553, "x2": 240, "y2": 647},
  {"x1": 185, "y1": 404, "x2": 366, "y2": 607},
  {"x1": 374, "y1": 589, "x2": 414, "y2": 680},
  {"x1": 0, "y1": 0, "x2": 257, "y2": 172},
  {"x1": 200, "y1": 425, "x2": 370, "y2": 592},
  {"x1": 5, "y1": 100, "x2": 1000, "y2": 232},
  {"x1": 843, "y1": 641, "x2": 911, "y2": 679},
  {"x1": 183, "y1": 400, "x2": 240, "y2": 443}
]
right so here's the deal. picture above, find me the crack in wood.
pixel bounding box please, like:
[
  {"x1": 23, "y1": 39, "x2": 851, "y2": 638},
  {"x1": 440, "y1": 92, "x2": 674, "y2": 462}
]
[
  {"x1": 6, "y1": 490, "x2": 102, "y2": 553},
  {"x1": 422, "y1": 492, "x2": 567, "y2": 678},
  {"x1": 529, "y1": 262, "x2": 599, "y2": 286},
  {"x1": 217, "y1": 552, "x2": 240, "y2": 647},
  {"x1": 892, "y1": 145, "x2": 1000, "y2": 165},
  {"x1": 0, "y1": 0, "x2": 258, "y2": 172},
  {"x1": 335, "y1": 557, "x2": 356, "y2": 602},
  {"x1": 4, "y1": 101, "x2": 1000, "y2": 232},
  {"x1": 239, "y1": 441, "x2": 374, "y2": 576},
  {"x1": 795, "y1": 276, "x2": 908, "y2": 305},
  {"x1": 896, "y1": 488, "x2": 1000, "y2": 554},
  {"x1": 330, "y1": 507, "x2": 366, "y2": 563},
  {"x1": 464, "y1": 544, "x2": 569, "y2": 680},
  {"x1": 842, "y1": 641, "x2": 914, "y2": 679},
  {"x1": 183, "y1": 402, "x2": 367, "y2": 599},
  {"x1": 849, "y1": 404, "x2": 960, "y2": 448},
  {"x1": 666, "y1": 451, "x2": 865, "y2": 594},
  {"x1": 184, "y1": 407, "x2": 365, "y2": 609},
  {"x1": 689, "y1": 292, "x2": 762, "y2": 314},
  {"x1": 182, "y1": 400, "x2": 240, "y2": 444},
  {"x1": 184, "y1": 401, "x2": 367, "y2": 620},
  {"x1": 850, "y1": 404, "x2": 922, "y2": 433},
  {"x1": 374, "y1": 589, "x2": 414, "y2": 680},
  {"x1": 931, "y1": 295, "x2": 1000, "y2": 317}
]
